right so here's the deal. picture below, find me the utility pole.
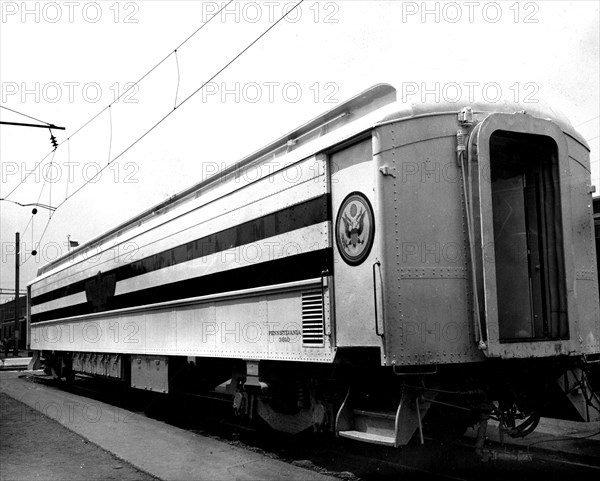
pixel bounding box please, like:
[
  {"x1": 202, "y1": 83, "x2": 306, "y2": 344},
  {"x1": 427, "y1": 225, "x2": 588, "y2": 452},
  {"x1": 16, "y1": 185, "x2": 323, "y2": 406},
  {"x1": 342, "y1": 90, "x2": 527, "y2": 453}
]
[{"x1": 14, "y1": 232, "x2": 20, "y2": 355}]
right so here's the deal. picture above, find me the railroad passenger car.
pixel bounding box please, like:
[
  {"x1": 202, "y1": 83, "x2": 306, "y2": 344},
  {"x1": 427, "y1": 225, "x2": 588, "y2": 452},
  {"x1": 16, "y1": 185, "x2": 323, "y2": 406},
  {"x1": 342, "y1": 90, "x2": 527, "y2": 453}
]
[{"x1": 28, "y1": 84, "x2": 600, "y2": 448}]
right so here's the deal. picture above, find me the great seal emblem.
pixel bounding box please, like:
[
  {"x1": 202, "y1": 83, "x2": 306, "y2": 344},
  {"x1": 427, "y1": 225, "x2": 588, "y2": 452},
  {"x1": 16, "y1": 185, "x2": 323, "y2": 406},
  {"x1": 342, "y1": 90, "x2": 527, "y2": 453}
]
[{"x1": 335, "y1": 192, "x2": 375, "y2": 266}]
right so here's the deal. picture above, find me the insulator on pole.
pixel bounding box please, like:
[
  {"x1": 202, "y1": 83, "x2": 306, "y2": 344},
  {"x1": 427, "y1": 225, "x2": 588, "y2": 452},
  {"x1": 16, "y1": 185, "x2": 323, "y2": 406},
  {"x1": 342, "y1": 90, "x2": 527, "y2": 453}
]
[{"x1": 49, "y1": 129, "x2": 58, "y2": 150}]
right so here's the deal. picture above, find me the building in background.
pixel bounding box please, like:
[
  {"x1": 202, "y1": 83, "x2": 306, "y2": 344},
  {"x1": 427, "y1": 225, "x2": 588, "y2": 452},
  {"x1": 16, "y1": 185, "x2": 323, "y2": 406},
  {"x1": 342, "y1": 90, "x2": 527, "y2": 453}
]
[
  {"x1": 593, "y1": 196, "x2": 600, "y2": 273},
  {"x1": 0, "y1": 295, "x2": 27, "y2": 351}
]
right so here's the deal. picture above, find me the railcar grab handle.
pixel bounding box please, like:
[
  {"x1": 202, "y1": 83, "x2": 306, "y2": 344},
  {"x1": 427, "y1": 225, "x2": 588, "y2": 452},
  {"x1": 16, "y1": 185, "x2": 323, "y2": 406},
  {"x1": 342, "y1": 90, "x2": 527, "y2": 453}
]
[{"x1": 373, "y1": 261, "x2": 384, "y2": 337}]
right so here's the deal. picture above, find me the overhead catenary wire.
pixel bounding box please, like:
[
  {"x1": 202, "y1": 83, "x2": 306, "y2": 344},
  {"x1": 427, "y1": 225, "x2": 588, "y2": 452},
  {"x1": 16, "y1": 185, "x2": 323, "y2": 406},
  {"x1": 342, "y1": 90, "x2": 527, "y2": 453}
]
[
  {"x1": 54, "y1": 0, "x2": 305, "y2": 212},
  {"x1": 2, "y1": 0, "x2": 234, "y2": 201},
  {"x1": 107, "y1": 105, "x2": 113, "y2": 166},
  {"x1": 4, "y1": 150, "x2": 57, "y2": 266},
  {"x1": 2, "y1": 150, "x2": 55, "y2": 200},
  {"x1": 66, "y1": 138, "x2": 71, "y2": 199},
  {"x1": 14, "y1": 0, "x2": 305, "y2": 267},
  {"x1": 4, "y1": 0, "x2": 234, "y2": 269},
  {"x1": 575, "y1": 115, "x2": 599, "y2": 128},
  {"x1": 0, "y1": 105, "x2": 54, "y2": 127},
  {"x1": 0, "y1": 198, "x2": 56, "y2": 211}
]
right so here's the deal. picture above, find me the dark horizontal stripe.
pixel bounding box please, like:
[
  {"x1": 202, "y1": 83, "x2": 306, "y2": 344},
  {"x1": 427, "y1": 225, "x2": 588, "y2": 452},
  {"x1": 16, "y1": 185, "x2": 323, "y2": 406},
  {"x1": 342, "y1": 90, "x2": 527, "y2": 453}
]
[
  {"x1": 32, "y1": 194, "x2": 331, "y2": 308},
  {"x1": 31, "y1": 248, "x2": 332, "y2": 324}
]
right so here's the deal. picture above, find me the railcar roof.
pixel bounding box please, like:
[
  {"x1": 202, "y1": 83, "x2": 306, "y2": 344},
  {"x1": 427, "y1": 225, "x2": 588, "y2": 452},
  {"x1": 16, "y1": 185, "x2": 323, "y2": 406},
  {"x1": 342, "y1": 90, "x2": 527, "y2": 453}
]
[
  {"x1": 33, "y1": 83, "x2": 589, "y2": 279},
  {"x1": 378, "y1": 96, "x2": 587, "y2": 147}
]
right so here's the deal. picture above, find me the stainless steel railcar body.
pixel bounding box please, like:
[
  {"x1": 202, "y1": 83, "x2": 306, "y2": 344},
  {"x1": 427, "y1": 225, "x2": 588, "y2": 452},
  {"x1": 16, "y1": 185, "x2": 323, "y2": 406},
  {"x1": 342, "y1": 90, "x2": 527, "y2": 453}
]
[
  {"x1": 28, "y1": 86, "x2": 400, "y2": 364},
  {"x1": 28, "y1": 84, "x2": 599, "y2": 446},
  {"x1": 374, "y1": 102, "x2": 599, "y2": 364}
]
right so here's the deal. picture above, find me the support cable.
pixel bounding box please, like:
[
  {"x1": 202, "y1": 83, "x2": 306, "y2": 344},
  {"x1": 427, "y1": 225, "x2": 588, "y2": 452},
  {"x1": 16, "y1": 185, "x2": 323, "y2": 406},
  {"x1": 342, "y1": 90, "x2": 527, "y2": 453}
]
[
  {"x1": 66, "y1": 139, "x2": 71, "y2": 199},
  {"x1": 55, "y1": 0, "x2": 304, "y2": 211},
  {"x1": 174, "y1": 49, "x2": 181, "y2": 110},
  {"x1": 575, "y1": 116, "x2": 599, "y2": 127},
  {"x1": 21, "y1": 215, "x2": 51, "y2": 267},
  {"x1": 3, "y1": 0, "x2": 233, "y2": 201},
  {"x1": 18, "y1": 215, "x2": 34, "y2": 244},
  {"x1": 107, "y1": 105, "x2": 113, "y2": 166}
]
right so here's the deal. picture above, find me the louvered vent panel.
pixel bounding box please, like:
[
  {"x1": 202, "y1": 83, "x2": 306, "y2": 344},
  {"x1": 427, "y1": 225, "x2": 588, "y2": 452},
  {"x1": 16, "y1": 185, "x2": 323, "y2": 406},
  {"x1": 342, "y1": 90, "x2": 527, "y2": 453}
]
[{"x1": 302, "y1": 290, "x2": 324, "y2": 347}]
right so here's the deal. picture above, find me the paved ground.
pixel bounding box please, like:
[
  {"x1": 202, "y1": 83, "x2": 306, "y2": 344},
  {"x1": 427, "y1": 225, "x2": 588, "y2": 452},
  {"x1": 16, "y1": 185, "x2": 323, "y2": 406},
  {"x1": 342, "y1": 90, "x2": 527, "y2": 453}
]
[
  {"x1": 0, "y1": 392, "x2": 158, "y2": 481},
  {"x1": 2, "y1": 368, "x2": 598, "y2": 480},
  {"x1": 0, "y1": 371, "x2": 336, "y2": 481}
]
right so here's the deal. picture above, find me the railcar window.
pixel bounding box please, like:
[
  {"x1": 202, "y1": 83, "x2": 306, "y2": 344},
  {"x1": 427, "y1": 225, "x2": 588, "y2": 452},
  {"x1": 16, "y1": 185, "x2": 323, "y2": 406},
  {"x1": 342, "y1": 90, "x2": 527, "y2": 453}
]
[{"x1": 489, "y1": 131, "x2": 567, "y2": 342}]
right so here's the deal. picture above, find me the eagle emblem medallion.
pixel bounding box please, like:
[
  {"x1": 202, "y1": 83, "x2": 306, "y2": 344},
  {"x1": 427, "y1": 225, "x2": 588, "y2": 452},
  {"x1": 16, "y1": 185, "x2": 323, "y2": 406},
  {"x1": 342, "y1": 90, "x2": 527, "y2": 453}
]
[{"x1": 335, "y1": 192, "x2": 375, "y2": 266}]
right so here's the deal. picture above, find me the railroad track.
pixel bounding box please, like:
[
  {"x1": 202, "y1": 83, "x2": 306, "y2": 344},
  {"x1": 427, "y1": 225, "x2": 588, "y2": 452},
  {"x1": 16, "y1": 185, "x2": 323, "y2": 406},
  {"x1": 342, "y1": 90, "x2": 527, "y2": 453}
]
[{"x1": 22, "y1": 373, "x2": 600, "y2": 480}]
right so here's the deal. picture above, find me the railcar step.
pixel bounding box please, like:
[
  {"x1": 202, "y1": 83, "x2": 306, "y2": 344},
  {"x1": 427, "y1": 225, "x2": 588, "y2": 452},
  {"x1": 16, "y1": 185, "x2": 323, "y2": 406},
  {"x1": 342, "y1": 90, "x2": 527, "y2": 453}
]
[
  {"x1": 338, "y1": 430, "x2": 396, "y2": 447},
  {"x1": 352, "y1": 409, "x2": 396, "y2": 420},
  {"x1": 336, "y1": 387, "x2": 431, "y2": 447}
]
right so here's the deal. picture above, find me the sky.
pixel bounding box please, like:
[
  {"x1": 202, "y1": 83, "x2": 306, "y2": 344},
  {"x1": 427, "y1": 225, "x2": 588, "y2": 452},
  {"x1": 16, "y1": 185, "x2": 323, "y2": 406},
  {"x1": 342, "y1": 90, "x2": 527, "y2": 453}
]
[{"x1": 1, "y1": 0, "x2": 599, "y2": 296}]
